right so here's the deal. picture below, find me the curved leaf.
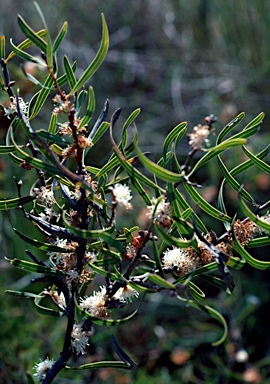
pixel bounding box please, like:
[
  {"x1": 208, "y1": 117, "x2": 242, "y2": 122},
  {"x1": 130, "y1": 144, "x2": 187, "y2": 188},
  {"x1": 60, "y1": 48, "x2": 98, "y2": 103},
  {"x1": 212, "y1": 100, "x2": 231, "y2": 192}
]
[
  {"x1": 163, "y1": 122, "x2": 187, "y2": 162},
  {"x1": 232, "y1": 223, "x2": 270, "y2": 270},
  {"x1": 17, "y1": 14, "x2": 47, "y2": 52},
  {"x1": 68, "y1": 14, "x2": 109, "y2": 95},
  {"x1": 34, "y1": 295, "x2": 64, "y2": 317},
  {"x1": 188, "y1": 138, "x2": 247, "y2": 177},
  {"x1": 6, "y1": 29, "x2": 46, "y2": 62},
  {"x1": 53, "y1": 21, "x2": 68, "y2": 53},
  {"x1": 5, "y1": 257, "x2": 65, "y2": 276},
  {"x1": 216, "y1": 112, "x2": 245, "y2": 145},
  {"x1": 176, "y1": 295, "x2": 228, "y2": 346},
  {"x1": 154, "y1": 224, "x2": 194, "y2": 248},
  {"x1": 135, "y1": 143, "x2": 184, "y2": 183},
  {"x1": 13, "y1": 227, "x2": 71, "y2": 253},
  {"x1": 242, "y1": 145, "x2": 270, "y2": 174},
  {"x1": 184, "y1": 182, "x2": 232, "y2": 222}
]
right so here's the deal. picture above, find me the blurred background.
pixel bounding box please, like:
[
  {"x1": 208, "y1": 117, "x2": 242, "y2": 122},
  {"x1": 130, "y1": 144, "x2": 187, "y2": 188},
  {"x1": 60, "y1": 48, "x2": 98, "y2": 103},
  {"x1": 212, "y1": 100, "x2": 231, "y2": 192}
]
[{"x1": 1, "y1": 1, "x2": 270, "y2": 383}]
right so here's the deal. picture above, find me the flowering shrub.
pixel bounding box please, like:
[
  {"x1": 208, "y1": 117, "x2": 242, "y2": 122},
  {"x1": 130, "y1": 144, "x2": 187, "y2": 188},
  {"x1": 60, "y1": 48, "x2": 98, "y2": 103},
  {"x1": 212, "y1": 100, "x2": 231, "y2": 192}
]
[{"x1": 1, "y1": 4, "x2": 270, "y2": 383}]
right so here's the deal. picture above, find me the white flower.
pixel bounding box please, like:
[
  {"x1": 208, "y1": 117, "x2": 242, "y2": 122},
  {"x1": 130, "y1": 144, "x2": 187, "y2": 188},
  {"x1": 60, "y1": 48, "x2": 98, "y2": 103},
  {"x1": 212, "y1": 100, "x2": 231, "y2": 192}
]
[
  {"x1": 33, "y1": 187, "x2": 55, "y2": 207},
  {"x1": 71, "y1": 324, "x2": 91, "y2": 355},
  {"x1": 256, "y1": 212, "x2": 270, "y2": 235},
  {"x1": 112, "y1": 183, "x2": 132, "y2": 209},
  {"x1": 162, "y1": 246, "x2": 196, "y2": 275},
  {"x1": 113, "y1": 285, "x2": 139, "y2": 303},
  {"x1": 79, "y1": 286, "x2": 109, "y2": 318},
  {"x1": 147, "y1": 197, "x2": 172, "y2": 228},
  {"x1": 33, "y1": 357, "x2": 54, "y2": 380},
  {"x1": 4, "y1": 96, "x2": 28, "y2": 119},
  {"x1": 188, "y1": 124, "x2": 210, "y2": 150}
]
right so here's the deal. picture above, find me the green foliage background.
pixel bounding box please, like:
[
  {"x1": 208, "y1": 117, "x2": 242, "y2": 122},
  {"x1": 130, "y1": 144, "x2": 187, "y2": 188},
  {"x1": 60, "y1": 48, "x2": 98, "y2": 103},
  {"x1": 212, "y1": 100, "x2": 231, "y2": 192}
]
[{"x1": 1, "y1": 1, "x2": 270, "y2": 383}]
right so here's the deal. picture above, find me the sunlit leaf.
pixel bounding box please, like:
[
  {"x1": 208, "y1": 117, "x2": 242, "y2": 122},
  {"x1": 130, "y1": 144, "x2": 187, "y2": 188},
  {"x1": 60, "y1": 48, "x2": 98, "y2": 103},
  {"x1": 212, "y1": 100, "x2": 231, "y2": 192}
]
[{"x1": 17, "y1": 14, "x2": 47, "y2": 52}]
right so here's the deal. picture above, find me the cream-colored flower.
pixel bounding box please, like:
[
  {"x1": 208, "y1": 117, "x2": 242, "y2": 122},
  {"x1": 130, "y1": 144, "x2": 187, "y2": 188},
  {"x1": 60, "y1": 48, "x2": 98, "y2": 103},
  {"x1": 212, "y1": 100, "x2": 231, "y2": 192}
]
[
  {"x1": 188, "y1": 124, "x2": 210, "y2": 150},
  {"x1": 33, "y1": 357, "x2": 54, "y2": 380},
  {"x1": 79, "y1": 286, "x2": 109, "y2": 318},
  {"x1": 71, "y1": 324, "x2": 91, "y2": 355},
  {"x1": 162, "y1": 246, "x2": 196, "y2": 276},
  {"x1": 113, "y1": 285, "x2": 139, "y2": 303},
  {"x1": 112, "y1": 183, "x2": 132, "y2": 209}
]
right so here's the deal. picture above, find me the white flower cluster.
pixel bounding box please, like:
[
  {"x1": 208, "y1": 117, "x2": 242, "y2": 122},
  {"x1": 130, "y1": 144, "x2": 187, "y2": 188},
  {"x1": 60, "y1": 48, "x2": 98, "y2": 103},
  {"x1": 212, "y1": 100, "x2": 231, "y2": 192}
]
[
  {"x1": 33, "y1": 186, "x2": 59, "y2": 222},
  {"x1": 188, "y1": 124, "x2": 210, "y2": 150},
  {"x1": 162, "y1": 246, "x2": 196, "y2": 275},
  {"x1": 33, "y1": 357, "x2": 54, "y2": 380},
  {"x1": 112, "y1": 183, "x2": 133, "y2": 209},
  {"x1": 79, "y1": 286, "x2": 109, "y2": 318},
  {"x1": 4, "y1": 96, "x2": 28, "y2": 119},
  {"x1": 71, "y1": 324, "x2": 91, "y2": 355}
]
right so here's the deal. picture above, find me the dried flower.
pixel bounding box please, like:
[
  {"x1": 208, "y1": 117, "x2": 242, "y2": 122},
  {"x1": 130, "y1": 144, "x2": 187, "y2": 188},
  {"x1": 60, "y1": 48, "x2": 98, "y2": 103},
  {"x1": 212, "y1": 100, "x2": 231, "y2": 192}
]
[
  {"x1": 112, "y1": 183, "x2": 132, "y2": 209},
  {"x1": 51, "y1": 290, "x2": 66, "y2": 310},
  {"x1": 71, "y1": 324, "x2": 91, "y2": 355},
  {"x1": 33, "y1": 187, "x2": 55, "y2": 207},
  {"x1": 163, "y1": 246, "x2": 196, "y2": 276},
  {"x1": 77, "y1": 135, "x2": 93, "y2": 149},
  {"x1": 147, "y1": 197, "x2": 173, "y2": 228},
  {"x1": 33, "y1": 357, "x2": 54, "y2": 380},
  {"x1": 188, "y1": 124, "x2": 210, "y2": 150}
]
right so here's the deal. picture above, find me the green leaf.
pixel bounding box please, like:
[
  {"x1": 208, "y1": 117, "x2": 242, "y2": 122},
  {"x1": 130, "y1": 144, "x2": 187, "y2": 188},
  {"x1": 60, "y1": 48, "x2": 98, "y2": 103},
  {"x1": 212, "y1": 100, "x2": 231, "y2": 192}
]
[
  {"x1": 135, "y1": 143, "x2": 184, "y2": 183},
  {"x1": 242, "y1": 145, "x2": 270, "y2": 174},
  {"x1": 0, "y1": 35, "x2": 5, "y2": 59},
  {"x1": 68, "y1": 14, "x2": 109, "y2": 95},
  {"x1": 29, "y1": 73, "x2": 54, "y2": 119},
  {"x1": 63, "y1": 213, "x2": 114, "y2": 238},
  {"x1": 53, "y1": 21, "x2": 68, "y2": 53},
  {"x1": 17, "y1": 14, "x2": 47, "y2": 52},
  {"x1": 34, "y1": 295, "x2": 64, "y2": 317},
  {"x1": 232, "y1": 222, "x2": 270, "y2": 270},
  {"x1": 198, "y1": 274, "x2": 231, "y2": 293},
  {"x1": 0, "y1": 145, "x2": 17, "y2": 154},
  {"x1": 78, "y1": 86, "x2": 95, "y2": 129},
  {"x1": 176, "y1": 295, "x2": 228, "y2": 346},
  {"x1": 36, "y1": 129, "x2": 67, "y2": 145},
  {"x1": 247, "y1": 237, "x2": 270, "y2": 248},
  {"x1": 188, "y1": 138, "x2": 247, "y2": 177},
  {"x1": 10, "y1": 125, "x2": 60, "y2": 175},
  {"x1": 147, "y1": 273, "x2": 175, "y2": 289},
  {"x1": 34, "y1": 2, "x2": 53, "y2": 68},
  {"x1": 48, "y1": 112, "x2": 57, "y2": 134},
  {"x1": 187, "y1": 281, "x2": 205, "y2": 301},
  {"x1": 88, "y1": 263, "x2": 123, "y2": 281},
  {"x1": 217, "y1": 156, "x2": 254, "y2": 204},
  {"x1": 13, "y1": 227, "x2": 71, "y2": 253},
  {"x1": 238, "y1": 194, "x2": 270, "y2": 233},
  {"x1": 64, "y1": 55, "x2": 77, "y2": 90},
  {"x1": 9, "y1": 38, "x2": 46, "y2": 66},
  {"x1": 163, "y1": 122, "x2": 187, "y2": 162},
  {"x1": 5, "y1": 257, "x2": 65, "y2": 276},
  {"x1": 91, "y1": 121, "x2": 110, "y2": 145},
  {"x1": 0, "y1": 195, "x2": 35, "y2": 210},
  {"x1": 5, "y1": 290, "x2": 41, "y2": 298},
  {"x1": 21, "y1": 64, "x2": 51, "y2": 88},
  {"x1": 154, "y1": 224, "x2": 194, "y2": 248},
  {"x1": 121, "y1": 108, "x2": 141, "y2": 150},
  {"x1": 57, "y1": 61, "x2": 77, "y2": 87},
  {"x1": 6, "y1": 29, "x2": 46, "y2": 62},
  {"x1": 67, "y1": 361, "x2": 132, "y2": 370},
  {"x1": 183, "y1": 182, "x2": 232, "y2": 222},
  {"x1": 216, "y1": 112, "x2": 245, "y2": 145}
]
